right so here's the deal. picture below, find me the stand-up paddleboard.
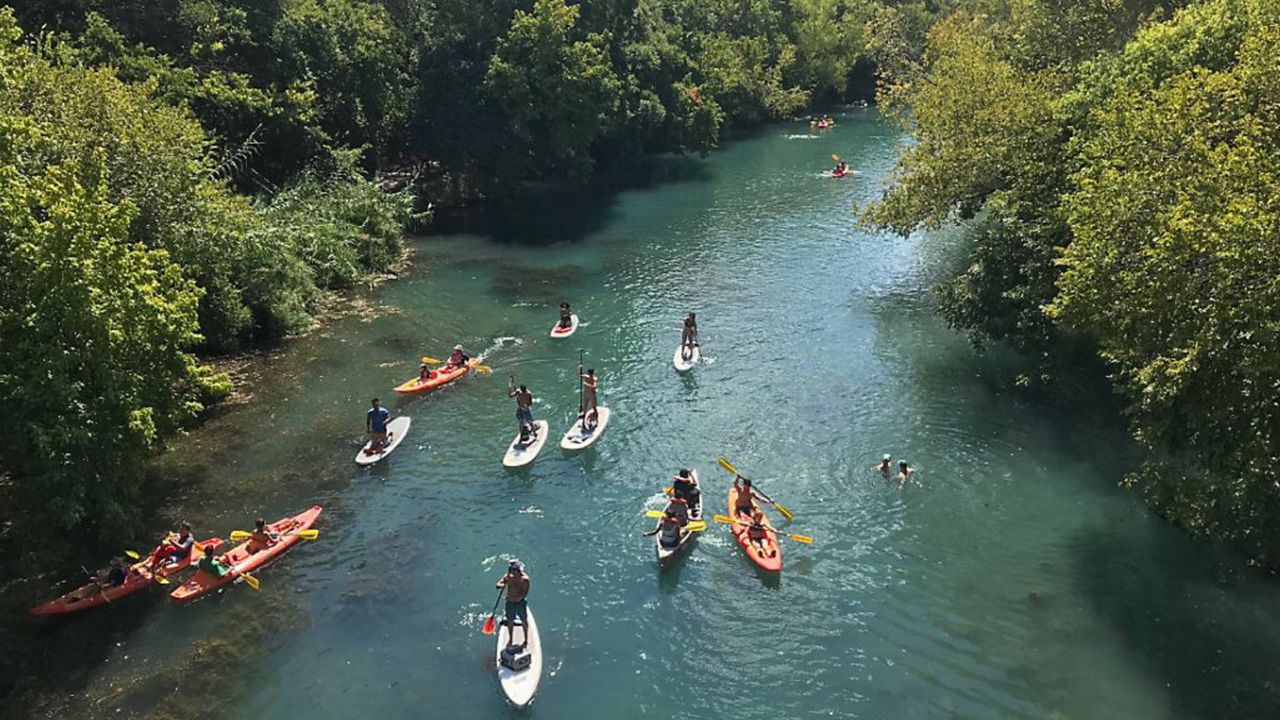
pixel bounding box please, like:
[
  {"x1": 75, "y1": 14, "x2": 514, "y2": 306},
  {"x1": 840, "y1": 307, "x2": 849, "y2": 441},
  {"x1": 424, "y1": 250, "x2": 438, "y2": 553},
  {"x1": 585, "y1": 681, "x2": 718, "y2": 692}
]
[
  {"x1": 560, "y1": 407, "x2": 610, "y2": 450},
  {"x1": 673, "y1": 343, "x2": 700, "y2": 372},
  {"x1": 355, "y1": 416, "x2": 411, "y2": 466},
  {"x1": 496, "y1": 607, "x2": 543, "y2": 708},
  {"x1": 550, "y1": 314, "x2": 578, "y2": 339},
  {"x1": 503, "y1": 420, "x2": 549, "y2": 468}
]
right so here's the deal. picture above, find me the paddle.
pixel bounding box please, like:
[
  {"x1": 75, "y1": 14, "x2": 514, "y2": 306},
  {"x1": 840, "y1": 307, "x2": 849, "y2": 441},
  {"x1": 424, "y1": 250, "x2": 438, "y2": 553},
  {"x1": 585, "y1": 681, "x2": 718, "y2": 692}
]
[
  {"x1": 577, "y1": 349, "x2": 585, "y2": 418},
  {"x1": 481, "y1": 588, "x2": 504, "y2": 635},
  {"x1": 831, "y1": 153, "x2": 840, "y2": 161},
  {"x1": 239, "y1": 572, "x2": 260, "y2": 590},
  {"x1": 475, "y1": 364, "x2": 493, "y2": 374},
  {"x1": 643, "y1": 511, "x2": 707, "y2": 531},
  {"x1": 229, "y1": 529, "x2": 319, "y2": 541},
  {"x1": 716, "y1": 456, "x2": 795, "y2": 521},
  {"x1": 421, "y1": 356, "x2": 441, "y2": 365},
  {"x1": 712, "y1": 514, "x2": 812, "y2": 544}
]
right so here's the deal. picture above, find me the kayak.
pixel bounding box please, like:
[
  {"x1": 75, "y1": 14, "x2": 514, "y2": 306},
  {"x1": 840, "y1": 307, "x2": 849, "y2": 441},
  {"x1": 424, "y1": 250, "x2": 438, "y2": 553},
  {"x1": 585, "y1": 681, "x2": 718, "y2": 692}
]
[
  {"x1": 656, "y1": 471, "x2": 703, "y2": 569},
  {"x1": 673, "y1": 343, "x2": 700, "y2": 372},
  {"x1": 823, "y1": 170, "x2": 854, "y2": 178},
  {"x1": 393, "y1": 358, "x2": 480, "y2": 394},
  {"x1": 559, "y1": 407, "x2": 611, "y2": 451},
  {"x1": 355, "y1": 416, "x2": 411, "y2": 466},
  {"x1": 170, "y1": 505, "x2": 323, "y2": 603},
  {"x1": 550, "y1": 314, "x2": 578, "y2": 339},
  {"x1": 496, "y1": 606, "x2": 543, "y2": 708},
  {"x1": 503, "y1": 420, "x2": 549, "y2": 468},
  {"x1": 727, "y1": 487, "x2": 782, "y2": 572},
  {"x1": 30, "y1": 538, "x2": 223, "y2": 617}
]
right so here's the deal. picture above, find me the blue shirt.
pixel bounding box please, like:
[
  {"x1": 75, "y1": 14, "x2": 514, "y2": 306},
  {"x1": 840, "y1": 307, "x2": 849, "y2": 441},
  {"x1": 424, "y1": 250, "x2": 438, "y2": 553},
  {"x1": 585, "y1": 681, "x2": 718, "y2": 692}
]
[{"x1": 367, "y1": 406, "x2": 390, "y2": 433}]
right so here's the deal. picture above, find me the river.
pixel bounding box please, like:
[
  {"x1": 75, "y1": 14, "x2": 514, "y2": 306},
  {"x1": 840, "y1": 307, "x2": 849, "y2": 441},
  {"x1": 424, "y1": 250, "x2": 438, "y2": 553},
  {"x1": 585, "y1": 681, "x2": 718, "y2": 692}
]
[{"x1": 8, "y1": 109, "x2": 1280, "y2": 720}]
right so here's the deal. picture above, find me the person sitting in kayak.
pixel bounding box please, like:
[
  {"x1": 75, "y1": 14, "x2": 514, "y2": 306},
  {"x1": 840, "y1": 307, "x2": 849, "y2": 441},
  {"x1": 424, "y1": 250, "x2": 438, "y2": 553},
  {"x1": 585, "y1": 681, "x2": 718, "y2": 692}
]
[
  {"x1": 657, "y1": 508, "x2": 685, "y2": 548},
  {"x1": 496, "y1": 560, "x2": 531, "y2": 650},
  {"x1": 672, "y1": 469, "x2": 701, "y2": 513},
  {"x1": 832, "y1": 161, "x2": 848, "y2": 176},
  {"x1": 197, "y1": 545, "x2": 230, "y2": 577},
  {"x1": 680, "y1": 313, "x2": 698, "y2": 358},
  {"x1": 366, "y1": 398, "x2": 391, "y2": 451},
  {"x1": 579, "y1": 367, "x2": 599, "y2": 428},
  {"x1": 508, "y1": 382, "x2": 536, "y2": 438},
  {"x1": 148, "y1": 522, "x2": 196, "y2": 569},
  {"x1": 746, "y1": 508, "x2": 777, "y2": 557},
  {"x1": 445, "y1": 344, "x2": 470, "y2": 370},
  {"x1": 874, "y1": 454, "x2": 892, "y2": 476},
  {"x1": 558, "y1": 302, "x2": 574, "y2": 329},
  {"x1": 246, "y1": 519, "x2": 278, "y2": 554},
  {"x1": 104, "y1": 558, "x2": 129, "y2": 588},
  {"x1": 418, "y1": 363, "x2": 431, "y2": 382},
  {"x1": 897, "y1": 460, "x2": 915, "y2": 487},
  {"x1": 733, "y1": 476, "x2": 763, "y2": 517}
]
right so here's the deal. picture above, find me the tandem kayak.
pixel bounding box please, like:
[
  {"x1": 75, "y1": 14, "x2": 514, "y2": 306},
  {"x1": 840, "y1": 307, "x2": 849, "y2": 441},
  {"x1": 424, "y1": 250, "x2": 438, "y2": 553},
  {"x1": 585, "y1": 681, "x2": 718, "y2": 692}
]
[
  {"x1": 673, "y1": 343, "x2": 700, "y2": 372},
  {"x1": 355, "y1": 416, "x2": 411, "y2": 466},
  {"x1": 656, "y1": 472, "x2": 702, "y2": 569},
  {"x1": 559, "y1": 407, "x2": 610, "y2": 451},
  {"x1": 30, "y1": 538, "x2": 223, "y2": 617},
  {"x1": 728, "y1": 487, "x2": 782, "y2": 572},
  {"x1": 170, "y1": 506, "x2": 323, "y2": 603},
  {"x1": 393, "y1": 359, "x2": 480, "y2": 395},
  {"x1": 550, "y1": 314, "x2": 579, "y2": 339},
  {"x1": 496, "y1": 606, "x2": 543, "y2": 708},
  {"x1": 503, "y1": 420, "x2": 550, "y2": 468}
]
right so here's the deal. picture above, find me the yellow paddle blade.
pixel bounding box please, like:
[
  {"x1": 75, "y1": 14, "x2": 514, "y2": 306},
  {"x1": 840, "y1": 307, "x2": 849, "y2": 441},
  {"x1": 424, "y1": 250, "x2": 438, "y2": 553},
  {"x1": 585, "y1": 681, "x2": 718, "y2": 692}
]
[
  {"x1": 475, "y1": 365, "x2": 493, "y2": 374},
  {"x1": 686, "y1": 521, "x2": 708, "y2": 532},
  {"x1": 664, "y1": 486, "x2": 674, "y2": 496},
  {"x1": 712, "y1": 514, "x2": 736, "y2": 525},
  {"x1": 192, "y1": 541, "x2": 204, "y2": 554},
  {"x1": 717, "y1": 456, "x2": 739, "y2": 476},
  {"x1": 124, "y1": 550, "x2": 141, "y2": 560},
  {"x1": 831, "y1": 153, "x2": 840, "y2": 161},
  {"x1": 229, "y1": 530, "x2": 251, "y2": 541},
  {"x1": 788, "y1": 533, "x2": 814, "y2": 544},
  {"x1": 295, "y1": 529, "x2": 319, "y2": 540},
  {"x1": 241, "y1": 573, "x2": 260, "y2": 591},
  {"x1": 154, "y1": 575, "x2": 171, "y2": 585},
  {"x1": 421, "y1": 356, "x2": 441, "y2": 365},
  {"x1": 775, "y1": 502, "x2": 796, "y2": 522},
  {"x1": 645, "y1": 510, "x2": 664, "y2": 518}
]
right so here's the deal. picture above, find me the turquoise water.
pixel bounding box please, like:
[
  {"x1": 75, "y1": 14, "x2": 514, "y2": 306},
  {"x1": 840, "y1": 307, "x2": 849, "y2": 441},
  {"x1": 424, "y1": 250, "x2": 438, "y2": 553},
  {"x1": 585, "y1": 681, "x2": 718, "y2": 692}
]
[{"x1": 9, "y1": 110, "x2": 1280, "y2": 719}]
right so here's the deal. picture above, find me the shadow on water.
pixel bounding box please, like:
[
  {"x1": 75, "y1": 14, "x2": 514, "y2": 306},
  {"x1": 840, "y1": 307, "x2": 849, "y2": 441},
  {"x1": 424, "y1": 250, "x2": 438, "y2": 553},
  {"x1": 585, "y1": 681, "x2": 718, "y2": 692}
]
[{"x1": 1071, "y1": 528, "x2": 1280, "y2": 719}]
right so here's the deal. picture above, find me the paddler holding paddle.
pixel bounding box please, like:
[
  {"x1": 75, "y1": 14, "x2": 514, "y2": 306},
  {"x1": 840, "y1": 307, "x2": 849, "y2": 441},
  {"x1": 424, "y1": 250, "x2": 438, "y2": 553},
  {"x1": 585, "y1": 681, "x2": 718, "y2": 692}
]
[
  {"x1": 507, "y1": 380, "x2": 538, "y2": 442},
  {"x1": 681, "y1": 313, "x2": 698, "y2": 358},
  {"x1": 366, "y1": 398, "x2": 391, "y2": 451},
  {"x1": 578, "y1": 366, "x2": 599, "y2": 429},
  {"x1": 496, "y1": 560, "x2": 531, "y2": 650}
]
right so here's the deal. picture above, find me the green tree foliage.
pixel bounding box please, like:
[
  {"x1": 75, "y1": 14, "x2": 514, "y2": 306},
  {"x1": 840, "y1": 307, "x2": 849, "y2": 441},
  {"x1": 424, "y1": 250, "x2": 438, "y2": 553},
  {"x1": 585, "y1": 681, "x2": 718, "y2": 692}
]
[{"x1": 866, "y1": 0, "x2": 1280, "y2": 558}]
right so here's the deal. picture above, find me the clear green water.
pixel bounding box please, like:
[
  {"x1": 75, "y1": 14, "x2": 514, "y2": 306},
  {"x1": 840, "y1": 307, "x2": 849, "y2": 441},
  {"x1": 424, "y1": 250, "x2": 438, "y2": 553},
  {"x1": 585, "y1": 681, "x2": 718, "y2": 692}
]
[{"x1": 11, "y1": 110, "x2": 1280, "y2": 719}]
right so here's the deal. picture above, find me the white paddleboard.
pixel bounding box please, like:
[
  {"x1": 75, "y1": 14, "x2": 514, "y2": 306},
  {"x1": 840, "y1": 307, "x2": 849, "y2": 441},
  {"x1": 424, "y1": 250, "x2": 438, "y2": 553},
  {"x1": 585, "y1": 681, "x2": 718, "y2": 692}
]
[
  {"x1": 355, "y1": 416, "x2": 411, "y2": 466},
  {"x1": 496, "y1": 606, "x2": 542, "y2": 708},
  {"x1": 549, "y1": 314, "x2": 578, "y2": 339},
  {"x1": 503, "y1": 420, "x2": 549, "y2": 468},
  {"x1": 673, "y1": 343, "x2": 700, "y2": 372},
  {"x1": 560, "y1": 407, "x2": 610, "y2": 450}
]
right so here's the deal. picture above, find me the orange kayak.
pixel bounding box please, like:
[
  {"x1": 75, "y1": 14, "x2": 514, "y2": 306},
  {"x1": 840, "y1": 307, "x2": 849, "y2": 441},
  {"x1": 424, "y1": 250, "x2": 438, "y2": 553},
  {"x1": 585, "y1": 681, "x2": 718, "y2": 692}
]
[
  {"x1": 30, "y1": 537, "x2": 223, "y2": 616},
  {"x1": 393, "y1": 358, "x2": 480, "y2": 394},
  {"x1": 170, "y1": 506, "x2": 322, "y2": 603},
  {"x1": 728, "y1": 487, "x2": 782, "y2": 572}
]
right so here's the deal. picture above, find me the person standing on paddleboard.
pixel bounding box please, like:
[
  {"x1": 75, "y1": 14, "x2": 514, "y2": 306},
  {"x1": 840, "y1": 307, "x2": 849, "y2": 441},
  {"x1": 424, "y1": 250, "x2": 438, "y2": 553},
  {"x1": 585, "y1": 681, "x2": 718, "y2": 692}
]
[
  {"x1": 681, "y1": 313, "x2": 698, "y2": 358},
  {"x1": 578, "y1": 367, "x2": 599, "y2": 428},
  {"x1": 496, "y1": 560, "x2": 531, "y2": 650},
  {"x1": 508, "y1": 382, "x2": 537, "y2": 439},
  {"x1": 558, "y1": 302, "x2": 573, "y2": 329},
  {"x1": 366, "y1": 398, "x2": 390, "y2": 451}
]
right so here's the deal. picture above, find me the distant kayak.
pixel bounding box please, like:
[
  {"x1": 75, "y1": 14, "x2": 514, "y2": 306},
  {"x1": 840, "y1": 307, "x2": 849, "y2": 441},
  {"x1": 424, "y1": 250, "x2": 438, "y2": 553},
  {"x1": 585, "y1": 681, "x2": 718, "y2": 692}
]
[
  {"x1": 503, "y1": 420, "x2": 549, "y2": 468},
  {"x1": 355, "y1": 416, "x2": 411, "y2": 466},
  {"x1": 393, "y1": 359, "x2": 479, "y2": 394},
  {"x1": 822, "y1": 170, "x2": 855, "y2": 178},
  {"x1": 560, "y1": 407, "x2": 611, "y2": 451},
  {"x1": 29, "y1": 538, "x2": 223, "y2": 617},
  {"x1": 550, "y1": 314, "x2": 579, "y2": 339},
  {"x1": 673, "y1": 343, "x2": 700, "y2": 372},
  {"x1": 170, "y1": 506, "x2": 322, "y2": 603},
  {"x1": 496, "y1": 606, "x2": 543, "y2": 708}
]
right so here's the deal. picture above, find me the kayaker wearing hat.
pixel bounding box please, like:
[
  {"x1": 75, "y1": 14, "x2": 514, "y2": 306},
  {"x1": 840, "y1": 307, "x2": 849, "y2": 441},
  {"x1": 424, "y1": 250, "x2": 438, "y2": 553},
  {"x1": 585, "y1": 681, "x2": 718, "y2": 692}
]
[
  {"x1": 558, "y1": 302, "x2": 574, "y2": 329},
  {"x1": 496, "y1": 560, "x2": 531, "y2": 650},
  {"x1": 445, "y1": 344, "x2": 470, "y2": 371},
  {"x1": 578, "y1": 366, "x2": 599, "y2": 428},
  {"x1": 874, "y1": 454, "x2": 892, "y2": 476}
]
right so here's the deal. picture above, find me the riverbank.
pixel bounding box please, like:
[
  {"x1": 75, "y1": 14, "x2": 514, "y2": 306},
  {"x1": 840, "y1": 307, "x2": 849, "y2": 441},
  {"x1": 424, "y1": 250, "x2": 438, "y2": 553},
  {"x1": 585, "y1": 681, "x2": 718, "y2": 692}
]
[{"x1": 4, "y1": 111, "x2": 1279, "y2": 720}]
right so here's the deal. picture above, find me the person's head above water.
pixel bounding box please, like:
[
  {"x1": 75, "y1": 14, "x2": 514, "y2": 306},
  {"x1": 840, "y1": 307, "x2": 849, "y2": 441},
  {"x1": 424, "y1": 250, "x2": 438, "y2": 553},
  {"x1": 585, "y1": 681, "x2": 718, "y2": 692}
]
[{"x1": 899, "y1": 460, "x2": 909, "y2": 469}]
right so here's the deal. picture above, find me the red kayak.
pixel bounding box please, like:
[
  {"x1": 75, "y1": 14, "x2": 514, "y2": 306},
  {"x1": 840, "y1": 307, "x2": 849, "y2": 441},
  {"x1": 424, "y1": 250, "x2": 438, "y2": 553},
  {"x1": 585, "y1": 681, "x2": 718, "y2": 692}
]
[
  {"x1": 170, "y1": 506, "x2": 322, "y2": 603},
  {"x1": 393, "y1": 358, "x2": 479, "y2": 394},
  {"x1": 728, "y1": 487, "x2": 782, "y2": 572},
  {"x1": 29, "y1": 537, "x2": 223, "y2": 617}
]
